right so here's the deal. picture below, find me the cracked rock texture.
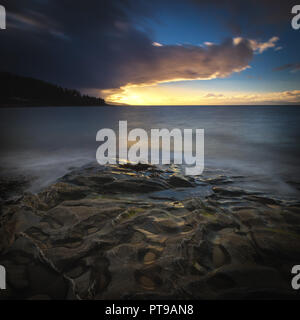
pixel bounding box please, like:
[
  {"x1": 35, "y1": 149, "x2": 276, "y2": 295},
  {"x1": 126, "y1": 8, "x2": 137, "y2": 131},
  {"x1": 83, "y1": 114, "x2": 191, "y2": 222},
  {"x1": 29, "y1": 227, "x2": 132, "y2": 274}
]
[{"x1": 0, "y1": 163, "x2": 300, "y2": 300}]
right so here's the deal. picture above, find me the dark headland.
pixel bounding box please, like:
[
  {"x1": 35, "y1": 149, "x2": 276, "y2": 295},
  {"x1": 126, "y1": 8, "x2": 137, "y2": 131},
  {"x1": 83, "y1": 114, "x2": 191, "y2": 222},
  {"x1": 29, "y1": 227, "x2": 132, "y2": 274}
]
[{"x1": 0, "y1": 72, "x2": 108, "y2": 107}]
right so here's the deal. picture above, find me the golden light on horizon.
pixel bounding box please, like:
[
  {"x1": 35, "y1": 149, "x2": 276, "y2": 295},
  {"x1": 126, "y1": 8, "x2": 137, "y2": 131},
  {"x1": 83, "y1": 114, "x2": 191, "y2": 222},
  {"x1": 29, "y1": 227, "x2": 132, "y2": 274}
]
[{"x1": 102, "y1": 84, "x2": 300, "y2": 106}]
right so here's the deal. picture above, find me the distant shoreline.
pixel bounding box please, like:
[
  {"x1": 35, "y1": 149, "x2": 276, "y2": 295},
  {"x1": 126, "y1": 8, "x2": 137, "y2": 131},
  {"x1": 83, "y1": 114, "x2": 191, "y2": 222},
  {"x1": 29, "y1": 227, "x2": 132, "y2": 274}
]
[
  {"x1": 1, "y1": 104, "x2": 300, "y2": 108},
  {"x1": 0, "y1": 103, "x2": 110, "y2": 108},
  {"x1": 0, "y1": 72, "x2": 110, "y2": 108}
]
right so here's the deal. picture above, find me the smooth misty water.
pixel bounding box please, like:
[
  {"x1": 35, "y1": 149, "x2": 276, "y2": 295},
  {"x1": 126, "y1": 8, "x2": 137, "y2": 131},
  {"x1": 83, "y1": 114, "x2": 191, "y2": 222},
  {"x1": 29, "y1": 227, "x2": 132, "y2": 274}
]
[{"x1": 0, "y1": 105, "x2": 300, "y2": 198}]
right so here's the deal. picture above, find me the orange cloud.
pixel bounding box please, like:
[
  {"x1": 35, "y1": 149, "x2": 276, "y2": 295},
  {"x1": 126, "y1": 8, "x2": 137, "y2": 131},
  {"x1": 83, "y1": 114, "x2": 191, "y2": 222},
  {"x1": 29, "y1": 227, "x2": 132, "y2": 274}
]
[
  {"x1": 101, "y1": 36, "x2": 281, "y2": 104},
  {"x1": 234, "y1": 36, "x2": 280, "y2": 53},
  {"x1": 116, "y1": 38, "x2": 254, "y2": 88}
]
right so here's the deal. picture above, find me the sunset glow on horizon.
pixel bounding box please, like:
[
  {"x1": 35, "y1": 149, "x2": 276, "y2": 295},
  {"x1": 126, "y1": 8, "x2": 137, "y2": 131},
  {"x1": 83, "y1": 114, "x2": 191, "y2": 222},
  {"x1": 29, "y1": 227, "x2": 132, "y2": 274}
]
[
  {"x1": 99, "y1": 35, "x2": 300, "y2": 105},
  {"x1": 2, "y1": 0, "x2": 300, "y2": 106},
  {"x1": 102, "y1": 84, "x2": 300, "y2": 106}
]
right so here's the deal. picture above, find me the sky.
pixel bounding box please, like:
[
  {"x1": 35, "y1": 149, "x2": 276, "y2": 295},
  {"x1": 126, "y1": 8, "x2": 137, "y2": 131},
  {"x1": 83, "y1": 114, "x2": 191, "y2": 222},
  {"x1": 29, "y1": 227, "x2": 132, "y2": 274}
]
[{"x1": 1, "y1": 0, "x2": 300, "y2": 105}]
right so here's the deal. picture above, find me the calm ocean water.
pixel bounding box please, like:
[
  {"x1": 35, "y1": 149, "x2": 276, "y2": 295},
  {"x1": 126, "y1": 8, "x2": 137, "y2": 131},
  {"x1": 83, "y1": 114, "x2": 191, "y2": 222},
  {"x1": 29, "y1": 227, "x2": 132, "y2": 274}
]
[{"x1": 0, "y1": 105, "x2": 300, "y2": 198}]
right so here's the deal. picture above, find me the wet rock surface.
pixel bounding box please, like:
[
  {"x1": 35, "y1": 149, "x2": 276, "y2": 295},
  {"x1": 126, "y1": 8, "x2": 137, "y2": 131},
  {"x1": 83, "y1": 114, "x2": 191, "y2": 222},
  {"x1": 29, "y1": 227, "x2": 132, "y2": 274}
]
[{"x1": 0, "y1": 163, "x2": 300, "y2": 300}]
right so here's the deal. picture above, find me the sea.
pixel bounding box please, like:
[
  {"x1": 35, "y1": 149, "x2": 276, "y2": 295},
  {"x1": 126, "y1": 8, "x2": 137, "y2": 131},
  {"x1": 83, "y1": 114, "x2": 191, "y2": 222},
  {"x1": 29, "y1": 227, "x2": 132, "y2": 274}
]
[{"x1": 0, "y1": 105, "x2": 300, "y2": 199}]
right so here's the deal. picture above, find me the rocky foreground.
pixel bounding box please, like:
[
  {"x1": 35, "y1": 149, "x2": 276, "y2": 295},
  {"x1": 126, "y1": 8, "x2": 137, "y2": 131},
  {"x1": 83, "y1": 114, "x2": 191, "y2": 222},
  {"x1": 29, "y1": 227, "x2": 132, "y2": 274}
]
[{"x1": 0, "y1": 163, "x2": 300, "y2": 300}]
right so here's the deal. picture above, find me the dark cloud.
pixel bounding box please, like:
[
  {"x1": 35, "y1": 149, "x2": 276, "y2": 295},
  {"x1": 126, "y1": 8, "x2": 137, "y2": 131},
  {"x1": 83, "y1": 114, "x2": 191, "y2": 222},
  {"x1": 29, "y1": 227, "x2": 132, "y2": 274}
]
[
  {"x1": 192, "y1": 0, "x2": 298, "y2": 36},
  {"x1": 0, "y1": 0, "x2": 155, "y2": 90},
  {"x1": 273, "y1": 63, "x2": 300, "y2": 72},
  {"x1": 0, "y1": 0, "x2": 286, "y2": 96},
  {"x1": 105, "y1": 39, "x2": 255, "y2": 87}
]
